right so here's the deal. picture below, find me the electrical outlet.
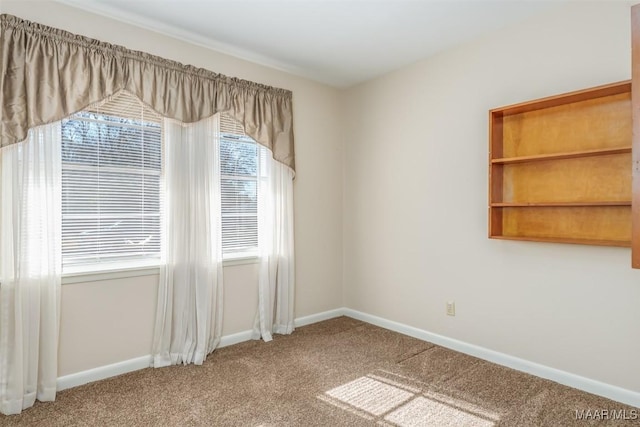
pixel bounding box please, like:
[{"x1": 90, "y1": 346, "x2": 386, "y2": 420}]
[{"x1": 446, "y1": 301, "x2": 455, "y2": 316}]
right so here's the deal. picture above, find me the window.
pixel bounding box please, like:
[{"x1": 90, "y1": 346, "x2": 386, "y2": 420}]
[
  {"x1": 60, "y1": 97, "x2": 263, "y2": 273},
  {"x1": 61, "y1": 93, "x2": 162, "y2": 272},
  {"x1": 219, "y1": 114, "x2": 265, "y2": 259}
]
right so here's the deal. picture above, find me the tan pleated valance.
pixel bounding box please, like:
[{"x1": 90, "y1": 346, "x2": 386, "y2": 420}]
[{"x1": 0, "y1": 14, "x2": 295, "y2": 170}]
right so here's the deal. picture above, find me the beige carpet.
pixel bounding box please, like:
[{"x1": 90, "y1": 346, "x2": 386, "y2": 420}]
[{"x1": 2, "y1": 316, "x2": 638, "y2": 426}]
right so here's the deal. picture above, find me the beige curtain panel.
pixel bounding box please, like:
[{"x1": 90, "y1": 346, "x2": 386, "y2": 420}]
[{"x1": 0, "y1": 14, "x2": 295, "y2": 171}]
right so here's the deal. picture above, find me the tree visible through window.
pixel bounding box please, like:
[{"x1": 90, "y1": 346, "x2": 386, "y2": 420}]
[
  {"x1": 61, "y1": 94, "x2": 162, "y2": 270},
  {"x1": 220, "y1": 114, "x2": 262, "y2": 258},
  {"x1": 60, "y1": 99, "x2": 261, "y2": 271}
]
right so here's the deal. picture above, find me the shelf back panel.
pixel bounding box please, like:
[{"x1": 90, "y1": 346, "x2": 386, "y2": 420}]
[
  {"x1": 501, "y1": 206, "x2": 631, "y2": 242},
  {"x1": 501, "y1": 93, "x2": 631, "y2": 158},
  {"x1": 501, "y1": 153, "x2": 631, "y2": 203}
]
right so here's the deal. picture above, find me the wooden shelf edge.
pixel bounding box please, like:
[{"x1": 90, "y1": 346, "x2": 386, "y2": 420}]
[
  {"x1": 490, "y1": 201, "x2": 632, "y2": 207},
  {"x1": 490, "y1": 80, "x2": 631, "y2": 116},
  {"x1": 491, "y1": 146, "x2": 631, "y2": 164},
  {"x1": 489, "y1": 235, "x2": 631, "y2": 248}
]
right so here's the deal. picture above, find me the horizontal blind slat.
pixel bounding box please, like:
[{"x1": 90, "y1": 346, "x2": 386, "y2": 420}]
[
  {"x1": 220, "y1": 113, "x2": 261, "y2": 256},
  {"x1": 61, "y1": 92, "x2": 162, "y2": 268}
]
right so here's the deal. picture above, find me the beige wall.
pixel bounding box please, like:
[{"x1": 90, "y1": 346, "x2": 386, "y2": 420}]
[
  {"x1": 1, "y1": 1, "x2": 344, "y2": 376},
  {"x1": 343, "y1": 1, "x2": 640, "y2": 393},
  {"x1": 3, "y1": 0, "x2": 639, "y2": 396}
]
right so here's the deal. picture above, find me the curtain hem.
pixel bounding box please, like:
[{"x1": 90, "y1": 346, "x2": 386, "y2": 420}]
[
  {"x1": 36, "y1": 386, "x2": 57, "y2": 402},
  {"x1": 273, "y1": 323, "x2": 294, "y2": 335},
  {"x1": 1, "y1": 399, "x2": 27, "y2": 416}
]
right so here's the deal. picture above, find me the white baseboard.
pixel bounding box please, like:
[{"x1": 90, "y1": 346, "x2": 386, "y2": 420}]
[
  {"x1": 294, "y1": 308, "x2": 345, "y2": 327},
  {"x1": 219, "y1": 330, "x2": 254, "y2": 348},
  {"x1": 56, "y1": 307, "x2": 346, "y2": 392},
  {"x1": 57, "y1": 355, "x2": 152, "y2": 391},
  {"x1": 342, "y1": 308, "x2": 640, "y2": 409},
  {"x1": 56, "y1": 306, "x2": 639, "y2": 409}
]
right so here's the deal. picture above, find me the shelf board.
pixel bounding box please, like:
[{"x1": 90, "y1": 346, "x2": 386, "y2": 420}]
[
  {"x1": 491, "y1": 146, "x2": 631, "y2": 164},
  {"x1": 491, "y1": 201, "x2": 631, "y2": 207},
  {"x1": 489, "y1": 80, "x2": 633, "y2": 255},
  {"x1": 490, "y1": 80, "x2": 631, "y2": 116},
  {"x1": 489, "y1": 235, "x2": 631, "y2": 247}
]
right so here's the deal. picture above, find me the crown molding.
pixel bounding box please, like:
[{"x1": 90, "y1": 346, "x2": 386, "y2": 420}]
[{"x1": 52, "y1": 0, "x2": 340, "y2": 87}]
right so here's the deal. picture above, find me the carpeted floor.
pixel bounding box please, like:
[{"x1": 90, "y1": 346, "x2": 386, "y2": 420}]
[{"x1": 2, "y1": 316, "x2": 638, "y2": 426}]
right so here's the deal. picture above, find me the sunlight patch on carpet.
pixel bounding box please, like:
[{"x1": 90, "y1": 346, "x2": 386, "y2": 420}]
[
  {"x1": 319, "y1": 372, "x2": 500, "y2": 426},
  {"x1": 384, "y1": 396, "x2": 495, "y2": 427},
  {"x1": 325, "y1": 376, "x2": 413, "y2": 416}
]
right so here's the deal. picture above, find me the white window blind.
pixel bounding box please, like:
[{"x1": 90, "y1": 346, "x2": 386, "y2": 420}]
[
  {"x1": 220, "y1": 114, "x2": 264, "y2": 258},
  {"x1": 61, "y1": 92, "x2": 162, "y2": 270}
]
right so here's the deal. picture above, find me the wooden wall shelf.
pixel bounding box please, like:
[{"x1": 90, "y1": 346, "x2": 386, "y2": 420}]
[
  {"x1": 489, "y1": 235, "x2": 632, "y2": 248},
  {"x1": 489, "y1": 81, "x2": 633, "y2": 253},
  {"x1": 491, "y1": 202, "x2": 631, "y2": 207},
  {"x1": 632, "y1": 4, "x2": 640, "y2": 268},
  {"x1": 491, "y1": 146, "x2": 631, "y2": 165}
]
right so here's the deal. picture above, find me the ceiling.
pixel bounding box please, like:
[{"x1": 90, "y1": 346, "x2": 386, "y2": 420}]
[{"x1": 56, "y1": 0, "x2": 564, "y2": 88}]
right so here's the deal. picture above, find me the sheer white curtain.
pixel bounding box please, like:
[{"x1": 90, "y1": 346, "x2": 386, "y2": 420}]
[
  {"x1": 152, "y1": 116, "x2": 224, "y2": 367},
  {"x1": 0, "y1": 124, "x2": 62, "y2": 415},
  {"x1": 253, "y1": 152, "x2": 295, "y2": 342}
]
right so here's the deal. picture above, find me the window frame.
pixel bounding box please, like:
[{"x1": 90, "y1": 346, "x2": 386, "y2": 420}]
[
  {"x1": 59, "y1": 108, "x2": 266, "y2": 282},
  {"x1": 60, "y1": 104, "x2": 163, "y2": 275},
  {"x1": 219, "y1": 129, "x2": 262, "y2": 261}
]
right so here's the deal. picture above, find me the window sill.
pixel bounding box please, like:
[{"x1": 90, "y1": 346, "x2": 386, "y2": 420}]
[
  {"x1": 61, "y1": 256, "x2": 260, "y2": 284},
  {"x1": 62, "y1": 264, "x2": 161, "y2": 285},
  {"x1": 223, "y1": 254, "x2": 260, "y2": 267}
]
